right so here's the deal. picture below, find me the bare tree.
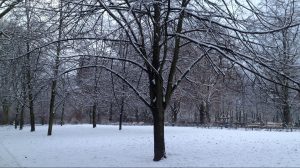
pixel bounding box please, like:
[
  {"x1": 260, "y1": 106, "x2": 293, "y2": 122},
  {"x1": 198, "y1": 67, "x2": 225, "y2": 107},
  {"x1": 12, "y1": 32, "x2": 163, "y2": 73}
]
[
  {"x1": 48, "y1": 0, "x2": 64, "y2": 136},
  {"x1": 0, "y1": 0, "x2": 22, "y2": 19}
]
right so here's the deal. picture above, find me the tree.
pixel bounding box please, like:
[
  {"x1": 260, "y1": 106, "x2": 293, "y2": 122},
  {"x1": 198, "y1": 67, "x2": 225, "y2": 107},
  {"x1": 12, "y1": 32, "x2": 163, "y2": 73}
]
[
  {"x1": 255, "y1": 0, "x2": 300, "y2": 126},
  {"x1": 0, "y1": 0, "x2": 22, "y2": 19},
  {"x1": 91, "y1": 0, "x2": 300, "y2": 161},
  {"x1": 48, "y1": 0, "x2": 64, "y2": 136}
]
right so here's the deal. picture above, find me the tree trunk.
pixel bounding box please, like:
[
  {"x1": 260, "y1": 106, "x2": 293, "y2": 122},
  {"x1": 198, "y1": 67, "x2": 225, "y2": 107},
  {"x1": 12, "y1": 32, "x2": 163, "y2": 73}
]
[
  {"x1": 282, "y1": 84, "x2": 290, "y2": 127},
  {"x1": 171, "y1": 101, "x2": 179, "y2": 126},
  {"x1": 92, "y1": 102, "x2": 97, "y2": 128},
  {"x1": 205, "y1": 102, "x2": 211, "y2": 123},
  {"x1": 198, "y1": 103, "x2": 205, "y2": 125},
  {"x1": 19, "y1": 104, "x2": 25, "y2": 130},
  {"x1": 2, "y1": 101, "x2": 9, "y2": 125},
  {"x1": 172, "y1": 112, "x2": 177, "y2": 126},
  {"x1": 40, "y1": 101, "x2": 45, "y2": 125},
  {"x1": 20, "y1": 72, "x2": 26, "y2": 130},
  {"x1": 152, "y1": 106, "x2": 166, "y2": 161},
  {"x1": 149, "y1": 74, "x2": 166, "y2": 161},
  {"x1": 28, "y1": 92, "x2": 35, "y2": 132},
  {"x1": 135, "y1": 108, "x2": 139, "y2": 123},
  {"x1": 109, "y1": 102, "x2": 113, "y2": 122},
  {"x1": 15, "y1": 105, "x2": 19, "y2": 129},
  {"x1": 60, "y1": 100, "x2": 65, "y2": 126},
  {"x1": 151, "y1": 0, "x2": 165, "y2": 161},
  {"x1": 48, "y1": 0, "x2": 63, "y2": 135},
  {"x1": 41, "y1": 116, "x2": 45, "y2": 125},
  {"x1": 25, "y1": 0, "x2": 35, "y2": 132},
  {"x1": 119, "y1": 98, "x2": 124, "y2": 130},
  {"x1": 47, "y1": 81, "x2": 57, "y2": 136},
  {"x1": 282, "y1": 103, "x2": 290, "y2": 127}
]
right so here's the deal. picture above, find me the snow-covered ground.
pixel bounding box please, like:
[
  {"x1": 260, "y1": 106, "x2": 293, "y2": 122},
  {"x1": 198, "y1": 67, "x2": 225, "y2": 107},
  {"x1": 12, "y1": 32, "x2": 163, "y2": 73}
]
[{"x1": 0, "y1": 125, "x2": 300, "y2": 167}]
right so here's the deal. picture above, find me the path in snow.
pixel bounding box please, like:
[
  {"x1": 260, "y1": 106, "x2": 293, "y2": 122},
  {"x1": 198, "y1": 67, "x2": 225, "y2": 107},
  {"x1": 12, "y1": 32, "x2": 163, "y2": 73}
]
[{"x1": 0, "y1": 125, "x2": 300, "y2": 167}]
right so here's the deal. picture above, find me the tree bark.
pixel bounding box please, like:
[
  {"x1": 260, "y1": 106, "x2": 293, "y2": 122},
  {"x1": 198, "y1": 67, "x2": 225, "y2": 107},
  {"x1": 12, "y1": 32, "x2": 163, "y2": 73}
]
[
  {"x1": 47, "y1": 81, "x2": 57, "y2": 135},
  {"x1": 152, "y1": 105, "x2": 166, "y2": 161}
]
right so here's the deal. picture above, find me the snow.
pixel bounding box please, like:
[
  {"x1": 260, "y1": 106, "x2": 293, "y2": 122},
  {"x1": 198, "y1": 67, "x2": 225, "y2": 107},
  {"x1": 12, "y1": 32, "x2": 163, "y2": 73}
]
[
  {"x1": 153, "y1": 97, "x2": 156, "y2": 102},
  {"x1": 152, "y1": 79, "x2": 155, "y2": 85},
  {"x1": 1, "y1": 125, "x2": 300, "y2": 167}
]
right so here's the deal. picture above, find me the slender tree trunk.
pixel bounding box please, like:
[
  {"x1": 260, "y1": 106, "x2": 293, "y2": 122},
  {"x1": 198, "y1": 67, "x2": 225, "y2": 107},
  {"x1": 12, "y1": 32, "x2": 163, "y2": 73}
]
[
  {"x1": 205, "y1": 102, "x2": 211, "y2": 123},
  {"x1": 19, "y1": 70, "x2": 26, "y2": 130},
  {"x1": 92, "y1": 102, "x2": 97, "y2": 128},
  {"x1": 40, "y1": 101, "x2": 45, "y2": 125},
  {"x1": 109, "y1": 102, "x2": 113, "y2": 122},
  {"x1": 15, "y1": 105, "x2": 19, "y2": 129},
  {"x1": 92, "y1": 50, "x2": 99, "y2": 128},
  {"x1": 2, "y1": 101, "x2": 9, "y2": 125},
  {"x1": 19, "y1": 98, "x2": 25, "y2": 130},
  {"x1": 19, "y1": 105, "x2": 24, "y2": 130},
  {"x1": 47, "y1": 82, "x2": 57, "y2": 135},
  {"x1": 25, "y1": 0, "x2": 35, "y2": 132},
  {"x1": 47, "y1": 0, "x2": 63, "y2": 136},
  {"x1": 119, "y1": 98, "x2": 124, "y2": 130},
  {"x1": 135, "y1": 108, "x2": 139, "y2": 123},
  {"x1": 60, "y1": 100, "x2": 65, "y2": 126},
  {"x1": 27, "y1": 79, "x2": 35, "y2": 131},
  {"x1": 28, "y1": 94, "x2": 35, "y2": 132},
  {"x1": 171, "y1": 101, "x2": 179, "y2": 126}
]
